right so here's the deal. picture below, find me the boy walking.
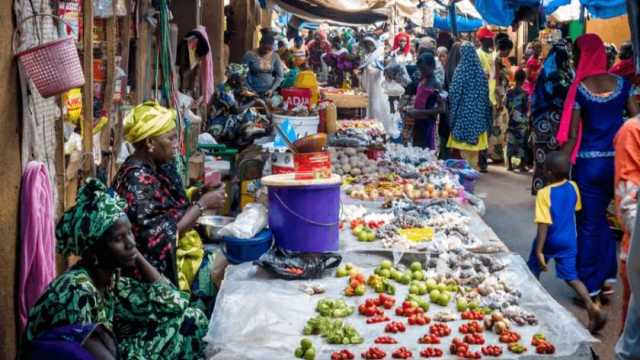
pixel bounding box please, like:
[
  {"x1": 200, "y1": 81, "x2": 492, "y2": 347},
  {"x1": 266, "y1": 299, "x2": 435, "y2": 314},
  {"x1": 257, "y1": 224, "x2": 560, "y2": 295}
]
[{"x1": 527, "y1": 151, "x2": 607, "y2": 333}]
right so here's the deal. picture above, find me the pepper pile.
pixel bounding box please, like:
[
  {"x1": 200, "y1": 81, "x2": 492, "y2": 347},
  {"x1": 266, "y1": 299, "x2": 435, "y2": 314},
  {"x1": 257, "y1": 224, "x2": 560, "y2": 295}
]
[
  {"x1": 331, "y1": 350, "x2": 355, "y2": 360},
  {"x1": 458, "y1": 321, "x2": 483, "y2": 334},
  {"x1": 407, "y1": 313, "x2": 431, "y2": 326},
  {"x1": 463, "y1": 334, "x2": 485, "y2": 345},
  {"x1": 450, "y1": 338, "x2": 481, "y2": 359},
  {"x1": 498, "y1": 330, "x2": 521, "y2": 343},
  {"x1": 395, "y1": 301, "x2": 425, "y2": 317},
  {"x1": 429, "y1": 323, "x2": 451, "y2": 337},
  {"x1": 392, "y1": 347, "x2": 413, "y2": 359},
  {"x1": 419, "y1": 347, "x2": 443, "y2": 358},
  {"x1": 385, "y1": 321, "x2": 407, "y2": 333},
  {"x1": 302, "y1": 316, "x2": 364, "y2": 345},
  {"x1": 374, "y1": 336, "x2": 398, "y2": 344},
  {"x1": 532, "y1": 334, "x2": 555, "y2": 354},
  {"x1": 481, "y1": 345, "x2": 503, "y2": 357},
  {"x1": 344, "y1": 272, "x2": 366, "y2": 297},
  {"x1": 366, "y1": 315, "x2": 391, "y2": 324},
  {"x1": 418, "y1": 334, "x2": 440, "y2": 344},
  {"x1": 361, "y1": 347, "x2": 387, "y2": 359},
  {"x1": 507, "y1": 343, "x2": 527, "y2": 354},
  {"x1": 460, "y1": 310, "x2": 484, "y2": 321}
]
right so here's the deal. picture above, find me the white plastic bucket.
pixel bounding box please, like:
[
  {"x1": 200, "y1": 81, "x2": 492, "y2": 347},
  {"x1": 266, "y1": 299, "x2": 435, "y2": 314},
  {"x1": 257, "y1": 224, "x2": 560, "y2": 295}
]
[{"x1": 272, "y1": 114, "x2": 320, "y2": 138}]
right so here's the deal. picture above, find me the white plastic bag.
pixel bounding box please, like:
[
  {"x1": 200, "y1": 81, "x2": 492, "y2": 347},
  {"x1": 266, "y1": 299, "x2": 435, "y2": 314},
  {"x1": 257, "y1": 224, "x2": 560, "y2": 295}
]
[{"x1": 218, "y1": 203, "x2": 268, "y2": 239}]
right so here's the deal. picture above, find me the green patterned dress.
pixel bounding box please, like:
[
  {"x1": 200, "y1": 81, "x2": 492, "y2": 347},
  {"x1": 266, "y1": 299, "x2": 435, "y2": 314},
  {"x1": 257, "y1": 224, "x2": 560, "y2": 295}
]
[{"x1": 26, "y1": 266, "x2": 208, "y2": 359}]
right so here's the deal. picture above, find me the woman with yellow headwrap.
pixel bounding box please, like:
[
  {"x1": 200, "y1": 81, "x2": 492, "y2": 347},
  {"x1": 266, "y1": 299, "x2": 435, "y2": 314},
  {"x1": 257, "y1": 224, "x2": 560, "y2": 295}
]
[
  {"x1": 112, "y1": 101, "x2": 227, "y2": 314},
  {"x1": 24, "y1": 178, "x2": 208, "y2": 359}
]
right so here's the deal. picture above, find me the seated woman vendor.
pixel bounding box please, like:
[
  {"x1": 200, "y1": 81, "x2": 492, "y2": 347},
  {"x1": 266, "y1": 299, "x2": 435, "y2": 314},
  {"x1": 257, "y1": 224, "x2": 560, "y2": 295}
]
[
  {"x1": 112, "y1": 102, "x2": 227, "y2": 311},
  {"x1": 242, "y1": 33, "x2": 284, "y2": 98},
  {"x1": 208, "y1": 63, "x2": 269, "y2": 148},
  {"x1": 24, "y1": 179, "x2": 208, "y2": 359}
]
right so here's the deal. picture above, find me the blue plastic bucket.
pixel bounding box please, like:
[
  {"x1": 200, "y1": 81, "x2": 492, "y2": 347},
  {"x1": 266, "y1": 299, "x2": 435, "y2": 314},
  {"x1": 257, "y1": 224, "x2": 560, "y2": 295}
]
[
  {"x1": 221, "y1": 228, "x2": 273, "y2": 264},
  {"x1": 262, "y1": 174, "x2": 341, "y2": 252}
]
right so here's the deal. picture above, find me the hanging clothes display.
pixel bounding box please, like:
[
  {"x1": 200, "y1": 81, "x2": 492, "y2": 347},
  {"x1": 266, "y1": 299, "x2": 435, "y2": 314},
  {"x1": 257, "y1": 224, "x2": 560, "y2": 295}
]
[{"x1": 18, "y1": 161, "x2": 56, "y2": 331}]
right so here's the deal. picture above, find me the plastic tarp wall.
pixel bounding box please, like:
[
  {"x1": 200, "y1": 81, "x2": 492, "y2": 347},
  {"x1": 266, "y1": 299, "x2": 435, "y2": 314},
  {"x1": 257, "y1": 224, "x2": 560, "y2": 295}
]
[
  {"x1": 434, "y1": 12, "x2": 483, "y2": 32},
  {"x1": 473, "y1": 0, "x2": 628, "y2": 26}
]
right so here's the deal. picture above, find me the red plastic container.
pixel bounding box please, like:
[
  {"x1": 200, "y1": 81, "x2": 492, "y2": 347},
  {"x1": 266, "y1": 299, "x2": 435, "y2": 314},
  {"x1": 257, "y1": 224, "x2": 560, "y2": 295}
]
[{"x1": 294, "y1": 152, "x2": 331, "y2": 180}]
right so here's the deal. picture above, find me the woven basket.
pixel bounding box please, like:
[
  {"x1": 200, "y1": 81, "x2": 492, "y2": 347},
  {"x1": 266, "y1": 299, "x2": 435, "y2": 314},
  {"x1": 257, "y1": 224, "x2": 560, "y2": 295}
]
[{"x1": 13, "y1": 14, "x2": 85, "y2": 98}]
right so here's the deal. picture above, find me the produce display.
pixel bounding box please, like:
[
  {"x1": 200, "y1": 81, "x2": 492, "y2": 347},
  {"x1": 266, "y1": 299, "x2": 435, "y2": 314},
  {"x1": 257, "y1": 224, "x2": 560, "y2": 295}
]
[
  {"x1": 341, "y1": 200, "x2": 480, "y2": 251},
  {"x1": 295, "y1": 255, "x2": 563, "y2": 359},
  {"x1": 207, "y1": 251, "x2": 594, "y2": 359},
  {"x1": 294, "y1": 338, "x2": 316, "y2": 360},
  {"x1": 328, "y1": 120, "x2": 386, "y2": 148}
]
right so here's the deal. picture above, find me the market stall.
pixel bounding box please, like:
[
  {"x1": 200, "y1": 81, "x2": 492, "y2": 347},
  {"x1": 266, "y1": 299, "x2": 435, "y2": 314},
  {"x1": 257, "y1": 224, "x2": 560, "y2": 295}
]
[
  {"x1": 205, "y1": 252, "x2": 595, "y2": 359},
  {"x1": 203, "y1": 114, "x2": 595, "y2": 359}
]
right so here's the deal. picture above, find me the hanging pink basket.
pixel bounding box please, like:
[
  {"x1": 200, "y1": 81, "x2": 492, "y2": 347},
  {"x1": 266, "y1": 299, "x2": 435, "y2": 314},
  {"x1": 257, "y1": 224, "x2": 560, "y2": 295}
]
[{"x1": 13, "y1": 14, "x2": 85, "y2": 98}]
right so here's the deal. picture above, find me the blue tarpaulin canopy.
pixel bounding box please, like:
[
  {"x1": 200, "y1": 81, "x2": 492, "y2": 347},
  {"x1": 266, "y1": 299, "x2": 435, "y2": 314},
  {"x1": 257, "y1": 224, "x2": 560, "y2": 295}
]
[
  {"x1": 434, "y1": 12, "x2": 484, "y2": 32},
  {"x1": 473, "y1": 0, "x2": 627, "y2": 26}
]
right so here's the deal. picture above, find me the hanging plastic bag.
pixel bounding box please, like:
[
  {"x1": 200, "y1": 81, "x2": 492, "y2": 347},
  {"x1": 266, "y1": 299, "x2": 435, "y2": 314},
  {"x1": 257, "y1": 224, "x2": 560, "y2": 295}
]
[
  {"x1": 218, "y1": 203, "x2": 268, "y2": 239},
  {"x1": 388, "y1": 100, "x2": 403, "y2": 141},
  {"x1": 254, "y1": 247, "x2": 342, "y2": 280}
]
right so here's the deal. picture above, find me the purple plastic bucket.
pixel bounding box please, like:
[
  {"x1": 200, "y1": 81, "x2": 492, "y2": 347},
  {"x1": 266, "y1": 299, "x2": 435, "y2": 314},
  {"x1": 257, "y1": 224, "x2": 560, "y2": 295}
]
[{"x1": 266, "y1": 181, "x2": 340, "y2": 252}]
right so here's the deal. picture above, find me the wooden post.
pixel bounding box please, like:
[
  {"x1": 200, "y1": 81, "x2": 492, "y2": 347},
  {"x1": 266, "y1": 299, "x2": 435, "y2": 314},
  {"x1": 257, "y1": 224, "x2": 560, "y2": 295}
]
[
  {"x1": 82, "y1": 0, "x2": 95, "y2": 178},
  {"x1": 120, "y1": 0, "x2": 132, "y2": 102},
  {"x1": 230, "y1": 0, "x2": 253, "y2": 63},
  {"x1": 203, "y1": 0, "x2": 226, "y2": 84},
  {"x1": 135, "y1": 0, "x2": 151, "y2": 103}
]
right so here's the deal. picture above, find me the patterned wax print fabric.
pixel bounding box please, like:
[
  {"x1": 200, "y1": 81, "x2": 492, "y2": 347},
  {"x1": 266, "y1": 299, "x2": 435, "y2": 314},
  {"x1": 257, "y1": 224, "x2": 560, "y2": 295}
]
[
  {"x1": 505, "y1": 87, "x2": 530, "y2": 160},
  {"x1": 25, "y1": 266, "x2": 208, "y2": 359},
  {"x1": 530, "y1": 43, "x2": 574, "y2": 194},
  {"x1": 447, "y1": 42, "x2": 492, "y2": 150},
  {"x1": 112, "y1": 158, "x2": 190, "y2": 285},
  {"x1": 56, "y1": 178, "x2": 126, "y2": 258}
]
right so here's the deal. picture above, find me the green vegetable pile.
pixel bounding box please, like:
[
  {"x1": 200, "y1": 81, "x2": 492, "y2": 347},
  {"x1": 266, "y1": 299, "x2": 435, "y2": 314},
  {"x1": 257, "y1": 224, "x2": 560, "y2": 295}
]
[
  {"x1": 303, "y1": 316, "x2": 364, "y2": 345},
  {"x1": 294, "y1": 338, "x2": 316, "y2": 360},
  {"x1": 315, "y1": 298, "x2": 354, "y2": 318}
]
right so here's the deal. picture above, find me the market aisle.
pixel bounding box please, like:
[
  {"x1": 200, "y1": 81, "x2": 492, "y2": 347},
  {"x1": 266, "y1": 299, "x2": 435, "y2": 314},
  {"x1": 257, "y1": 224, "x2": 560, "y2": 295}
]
[{"x1": 477, "y1": 165, "x2": 622, "y2": 358}]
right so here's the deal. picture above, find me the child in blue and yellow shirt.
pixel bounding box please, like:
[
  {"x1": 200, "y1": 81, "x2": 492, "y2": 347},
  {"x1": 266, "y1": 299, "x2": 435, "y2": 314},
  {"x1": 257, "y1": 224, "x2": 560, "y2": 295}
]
[{"x1": 527, "y1": 151, "x2": 606, "y2": 334}]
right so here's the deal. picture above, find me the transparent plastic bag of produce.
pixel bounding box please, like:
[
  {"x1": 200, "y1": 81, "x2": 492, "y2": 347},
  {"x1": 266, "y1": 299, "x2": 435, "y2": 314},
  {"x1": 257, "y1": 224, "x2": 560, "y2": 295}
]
[{"x1": 218, "y1": 203, "x2": 268, "y2": 239}]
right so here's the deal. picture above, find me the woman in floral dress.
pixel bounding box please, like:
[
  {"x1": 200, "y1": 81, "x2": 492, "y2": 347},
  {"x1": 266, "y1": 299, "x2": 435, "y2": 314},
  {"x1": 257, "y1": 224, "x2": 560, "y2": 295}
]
[
  {"x1": 24, "y1": 179, "x2": 208, "y2": 359},
  {"x1": 112, "y1": 102, "x2": 227, "y2": 312}
]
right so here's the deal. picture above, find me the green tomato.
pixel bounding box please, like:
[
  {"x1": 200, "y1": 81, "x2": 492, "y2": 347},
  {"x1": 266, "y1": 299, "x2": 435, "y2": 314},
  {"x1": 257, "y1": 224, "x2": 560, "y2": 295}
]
[
  {"x1": 345, "y1": 263, "x2": 353, "y2": 271},
  {"x1": 429, "y1": 289, "x2": 441, "y2": 302},
  {"x1": 295, "y1": 347, "x2": 304, "y2": 358},
  {"x1": 391, "y1": 270, "x2": 402, "y2": 281},
  {"x1": 355, "y1": 284, "x2": 366, "y2": 296},
  {"x1": 380, "y1": 259, "x2": 393, "y2": 269},
  {"x1": 425, "y1": 278, "x2": 437, "y2": 291},
  {"x1": 400, "y1": 274, "x2": 412, "y2": 285},
  {"x1": 409, "y1": 284, "x2": 420, "y2": 295},
  {"x1": 300, "y1": 338, "x2": 313, "y2": 350},
  {"x1": 366, "y1": 232, "x2": 376, "y2": 241},
  {"x1": 336, "y1": 267, "x2": 348, "y2": 277},
  {"x1": 410, "y1": 261, "x2": 422, "y2": 272},
  {"x1": 379, "y1": 269, "x2": 391, "y2": 278},
  {"x1": 304, "y1": 348, "x2": 316, "y2": 360},
  {"x1": 436, "y1": 283, "x2": 447, "y2": 292},
  {"x1": 412, "y1": 271, "x2": 425, "y2": 281}
]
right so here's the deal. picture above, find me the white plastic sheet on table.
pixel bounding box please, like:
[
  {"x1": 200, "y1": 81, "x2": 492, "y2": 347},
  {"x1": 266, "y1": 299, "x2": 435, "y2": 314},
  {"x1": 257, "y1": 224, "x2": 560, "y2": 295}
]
[{"x1": 205, "y1": 252, "x2": 595, "y2": 359}]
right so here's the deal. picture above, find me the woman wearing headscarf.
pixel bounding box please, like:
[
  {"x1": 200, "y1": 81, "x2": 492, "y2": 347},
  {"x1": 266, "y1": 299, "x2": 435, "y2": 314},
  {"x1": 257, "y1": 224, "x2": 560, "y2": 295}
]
[
  {"x1": 24, "y1": 179, "x2": 208, "y2": 359},
  {"x1": 307, "y1": 31, "x2": 332, "y2": 74},
  {"x1": 558, "y1": 33, "x2": 639, "y2": 299},
  {"x1": 208, "y1": 64, "x2": 269, "y2": 149},
  {"x1": 242, "y1": 33, "x2": 285, "y2": 98},
  {"x1": 359, "y1": 37, "x2": 392, "y2": 132},
  {"x1": 112, "y1": 102, "x2": 227, "y2": 306},
  {"x1": 322, "y1": 34, "x2": 350, "y2": 88},
  {"x1": 447, "y1": 42, "x2": 492, "y2": 169},
  {"x1": 530, "y1": 41, "x2": 574, "y2": 194},
  {"x1": 390, "y1": 32, "x2": 413, "y2": 65}
]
